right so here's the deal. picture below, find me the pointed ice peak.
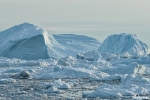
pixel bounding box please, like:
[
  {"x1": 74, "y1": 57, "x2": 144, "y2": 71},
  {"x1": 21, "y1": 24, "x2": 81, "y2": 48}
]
[
  {"x1": 12, "y1": 22, "x2": 42, "y2": 31},
  {"x1": 1, "y1": 22, "x2": 43, "y2": 33},
  {"x1": 16, "y1": 22, "x2": 35, "y2": 27}
]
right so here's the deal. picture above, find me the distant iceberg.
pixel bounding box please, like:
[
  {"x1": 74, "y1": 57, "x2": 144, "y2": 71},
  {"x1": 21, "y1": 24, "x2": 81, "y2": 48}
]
[
  {"x1": 53, "y1": 34, "x2": 101, "y2": 53},
  {"x1": 98, "y1": 33, "x2": 148, "y2": 56}
]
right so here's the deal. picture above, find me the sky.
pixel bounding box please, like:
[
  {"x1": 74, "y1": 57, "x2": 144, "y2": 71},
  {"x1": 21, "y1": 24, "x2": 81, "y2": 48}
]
[{"x1": 0, "y1": 0, "x2": 150, "y2": 47}]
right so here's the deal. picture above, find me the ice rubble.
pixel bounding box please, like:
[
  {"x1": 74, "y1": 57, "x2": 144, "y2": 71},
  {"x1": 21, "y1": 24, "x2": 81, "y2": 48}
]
[
  {"x1": 98, "y1": 33, "x2": 148, "y2": 56},
  {"x1": 0, "y1": 23, "x2": 74, "y2": 60},
  {"x1": 0, "y1": 78, "x2": 16, "y2": 84},
  {"x1": 82, "y1": 55, "x2": 150, "y2": 98},
  {"x1": 0, "y1": 54, "x2": 149, "y2": 98},
  {"x1": 76, "y1": 51, "x2": 101, "y2": 61},
  {"x1": 34, "y1": 67, "x2": 93, "y2": 79},
  {"x1": 101, "y1": 62, "x2": 146, "y2": 75},
  {"x1": 83, "y1": 74, "x2": 150, "y2": 98},
  {"x1": 14, "y1": 70, "x2": 33, "y2": 79},
  {"x1": 45, "y1": 86, "x2": 60, "y2": 93},
  {"x1": 53, "y1": 79, "x2": 72, "y2": 89},
  {"x1": 44, "y1": 79, "x2": 71, "y2": 93}
]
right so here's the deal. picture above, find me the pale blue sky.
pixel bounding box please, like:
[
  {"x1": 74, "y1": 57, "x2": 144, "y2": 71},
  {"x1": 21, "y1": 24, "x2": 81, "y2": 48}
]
[{"x1": 0, "y1": 0, "x2": 150, "y2": 47}]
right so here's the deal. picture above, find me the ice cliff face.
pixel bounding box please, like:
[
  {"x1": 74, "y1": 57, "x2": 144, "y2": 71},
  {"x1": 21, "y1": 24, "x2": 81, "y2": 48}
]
[
  {"x1": 98, "y1": 33, "x2": 148, "y2": 56},
  {"x1": 0, "y1": 23, "x2": 70, "y2": 60}
]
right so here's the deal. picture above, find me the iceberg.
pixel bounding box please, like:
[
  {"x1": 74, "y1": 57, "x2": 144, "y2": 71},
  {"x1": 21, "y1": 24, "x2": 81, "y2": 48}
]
[
  {"x1": 98, "y1": 33, "x2": 148, "y2": 56},
  {"x1": 53, "y1": 34, "x2": 101, "y2": 54},
  {"x1": 0, "y1": 23, "x2": 72, "y2": 60}
]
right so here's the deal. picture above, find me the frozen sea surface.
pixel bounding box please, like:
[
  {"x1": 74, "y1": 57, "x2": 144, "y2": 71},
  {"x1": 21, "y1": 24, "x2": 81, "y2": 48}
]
[{"x1": 0, "y1": 54, "x2": 150, "y2": 99}]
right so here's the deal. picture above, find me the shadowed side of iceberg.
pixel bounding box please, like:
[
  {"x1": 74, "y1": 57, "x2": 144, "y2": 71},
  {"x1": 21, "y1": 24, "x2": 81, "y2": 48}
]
[{"x1": 2, "y1": 34, "x2": 49, "y2": 60}]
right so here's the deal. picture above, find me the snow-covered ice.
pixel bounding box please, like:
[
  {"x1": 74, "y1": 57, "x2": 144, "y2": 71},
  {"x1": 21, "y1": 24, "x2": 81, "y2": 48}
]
[
  {"x1": 53, "y1": 34, "x2": 101, "y2": 54},
  {"x1": 83, "y1": 74, "x2": 150, "y2": 98},
  {"x1": 0, "y1": 23, "x2": 76, "y2": 60},
  {"x1": 53, "y1": 79, "x2": 72, "y2": 89},
  {"x1": 0, "y1": 23, "x2": 150, "y2": 99},
  {"x1": 98, "y1": 33, "x2": 148, "y2": 56}
]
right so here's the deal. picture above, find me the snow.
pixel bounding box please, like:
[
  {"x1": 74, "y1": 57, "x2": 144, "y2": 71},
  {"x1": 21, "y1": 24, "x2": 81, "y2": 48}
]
[{"x1": 98, "y1": 33, "x2": 148, "y2": 56}]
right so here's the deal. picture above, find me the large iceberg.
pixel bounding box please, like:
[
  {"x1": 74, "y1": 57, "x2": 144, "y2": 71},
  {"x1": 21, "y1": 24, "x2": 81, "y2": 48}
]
[
  {"x1": 98, "y1": 33, "x2": 148, "y2": 56},
  {"x1": 0, "y1": 23, "x2": 72, "y2": 60}
]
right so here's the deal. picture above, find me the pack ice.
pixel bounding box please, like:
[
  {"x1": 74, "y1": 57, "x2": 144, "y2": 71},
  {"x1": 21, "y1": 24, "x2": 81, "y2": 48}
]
[
  {"x1": 0, "y1": 23, "x2": 73, "y2": 60},
  {"x1": 0, "y1": 23, "x2": 150, "y2": 99}
]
